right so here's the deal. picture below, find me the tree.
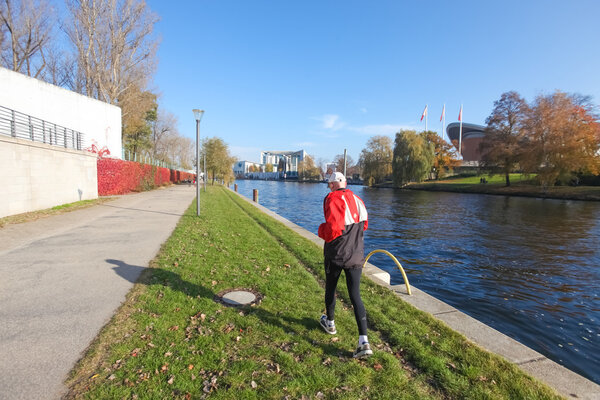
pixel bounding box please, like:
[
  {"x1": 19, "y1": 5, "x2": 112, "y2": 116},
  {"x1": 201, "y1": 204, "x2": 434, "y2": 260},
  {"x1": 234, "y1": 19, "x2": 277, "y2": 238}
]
[
  {"x1": 479, "y1": 91, "x2": 529, "y2": 186},
  {"x1": 298, "y1": 154, "x2": 321, "y2": 181},
  {"x1": 521, "y1": 91, "x2": 600, "y2": 186},
  {"x1": 332, "y1": 153, "x2": 354, "y2": 175},
  {"x1": 265, "y1": 163, "x2": 274, "y2": 173},
  {"x1": 65, "y1": 0, "x2": 159, "y2": 104},
  {"x1": 201, "y1": 137, "x2": 236, "y2": 185},
  {"x1": 392, "y1": 130, "x2": 434, "y2": 186},
  {"x1": 421, "y1": 130, "x2": 460, "y2": 179},
  {"x1": 359, "y1": 135, "x2": 393, "y2": 186},
  {"x1": 120, "y1": 86, "x2": 156, "y2": 155},
  {"x1": 0, "y1": 0, "x2": 54, "y2": 78}
]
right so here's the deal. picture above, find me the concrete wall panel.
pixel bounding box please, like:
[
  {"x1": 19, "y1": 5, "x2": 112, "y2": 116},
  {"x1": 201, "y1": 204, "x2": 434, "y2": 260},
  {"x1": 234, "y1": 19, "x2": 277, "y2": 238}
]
[{"x1": 0, "y1": 136, "x2": 98, "y2": 218}]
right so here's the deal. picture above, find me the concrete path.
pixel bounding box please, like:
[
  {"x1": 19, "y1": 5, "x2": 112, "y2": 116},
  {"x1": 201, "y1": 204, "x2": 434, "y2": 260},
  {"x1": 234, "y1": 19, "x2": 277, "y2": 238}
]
[{"x1": 0, "y1": 185, "x2": 196, "y2": 400}]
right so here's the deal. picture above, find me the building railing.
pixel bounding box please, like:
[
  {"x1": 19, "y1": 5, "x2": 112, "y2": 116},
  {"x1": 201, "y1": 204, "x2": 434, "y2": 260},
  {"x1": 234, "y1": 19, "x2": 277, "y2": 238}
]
[
  {"x1": 0, "y1": 105, "x2": 84, "y2": 150},
  {"x1": 121, "y1": 149, "x2": 190, "y2": 172}
]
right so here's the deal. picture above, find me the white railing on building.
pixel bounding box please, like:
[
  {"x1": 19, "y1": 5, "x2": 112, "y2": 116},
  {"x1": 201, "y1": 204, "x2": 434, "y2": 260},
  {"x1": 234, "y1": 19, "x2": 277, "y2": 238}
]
[{"x1": 0, "y1": 105, "x2": 84, "y2": 150}]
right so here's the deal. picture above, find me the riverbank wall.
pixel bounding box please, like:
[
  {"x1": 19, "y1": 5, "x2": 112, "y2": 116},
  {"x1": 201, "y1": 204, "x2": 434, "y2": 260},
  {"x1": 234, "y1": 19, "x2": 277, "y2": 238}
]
[{"x1": 229, "y1": 187, "x2": 600, "y2": 399}]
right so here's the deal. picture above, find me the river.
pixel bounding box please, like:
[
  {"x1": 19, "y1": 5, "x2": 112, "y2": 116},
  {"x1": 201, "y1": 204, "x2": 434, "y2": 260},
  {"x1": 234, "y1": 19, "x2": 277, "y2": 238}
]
[{"x1": 232, "y1": 179, "x2": 600, "y2": 384}]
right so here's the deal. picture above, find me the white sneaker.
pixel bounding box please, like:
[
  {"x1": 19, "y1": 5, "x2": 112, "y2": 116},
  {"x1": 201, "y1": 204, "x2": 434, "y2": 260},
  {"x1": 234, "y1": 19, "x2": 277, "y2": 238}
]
[
  {"x1": 319, "y1": 315, "x2": 336, "y2": 334},
  {"x1": 353, "y1": 343, "x2": 373, "y2": 358}
]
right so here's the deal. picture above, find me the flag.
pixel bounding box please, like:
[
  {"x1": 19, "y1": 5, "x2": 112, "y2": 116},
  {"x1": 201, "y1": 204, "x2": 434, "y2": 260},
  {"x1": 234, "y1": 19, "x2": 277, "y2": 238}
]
[
  {"x1": 440, "y1": 104, "x2": 445, "y2": 122},
  {"x1": 420, "y1": 105, "x2": 428, "y2": 121},
  {"x1": 458, "y1": 105, "x2": 463, "y2": 121}
]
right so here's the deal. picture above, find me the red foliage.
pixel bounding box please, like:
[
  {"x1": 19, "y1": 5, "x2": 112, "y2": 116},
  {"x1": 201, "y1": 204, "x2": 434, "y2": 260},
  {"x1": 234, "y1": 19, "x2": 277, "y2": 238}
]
[{"x1": 97, "y1": 158, "x2": 196, "y2": 196}]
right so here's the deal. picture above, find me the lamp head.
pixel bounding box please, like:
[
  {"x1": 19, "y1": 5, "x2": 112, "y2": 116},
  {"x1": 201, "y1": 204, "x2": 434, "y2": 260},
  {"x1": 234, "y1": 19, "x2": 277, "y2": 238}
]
[{"x1": 192, "y1": 109, "x2": 205, "y2": 122}]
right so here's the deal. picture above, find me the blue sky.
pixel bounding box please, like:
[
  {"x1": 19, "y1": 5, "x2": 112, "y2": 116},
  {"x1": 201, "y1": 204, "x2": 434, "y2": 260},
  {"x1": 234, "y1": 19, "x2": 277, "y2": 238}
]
[{"x1": 146, "y1": 0, "x2": 600, "y2": 164}]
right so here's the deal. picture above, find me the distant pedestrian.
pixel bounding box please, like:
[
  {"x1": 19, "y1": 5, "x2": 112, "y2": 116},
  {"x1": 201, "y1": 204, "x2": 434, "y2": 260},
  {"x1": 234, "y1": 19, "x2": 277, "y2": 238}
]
[{"x1": 318, "y1": 172, "x2": 372, "y2": 358}]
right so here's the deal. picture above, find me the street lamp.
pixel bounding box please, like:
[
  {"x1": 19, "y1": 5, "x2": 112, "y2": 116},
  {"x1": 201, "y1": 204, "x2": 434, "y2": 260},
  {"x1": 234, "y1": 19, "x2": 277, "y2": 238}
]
[{"x1": 193, "y1": 109, "x2": 204, "y2": 216}]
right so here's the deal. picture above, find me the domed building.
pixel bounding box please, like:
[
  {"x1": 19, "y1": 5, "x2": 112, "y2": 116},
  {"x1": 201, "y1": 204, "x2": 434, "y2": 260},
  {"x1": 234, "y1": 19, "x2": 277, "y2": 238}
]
[{"x1": 446, "y1": 122, "x2": 486, "y2": 162}]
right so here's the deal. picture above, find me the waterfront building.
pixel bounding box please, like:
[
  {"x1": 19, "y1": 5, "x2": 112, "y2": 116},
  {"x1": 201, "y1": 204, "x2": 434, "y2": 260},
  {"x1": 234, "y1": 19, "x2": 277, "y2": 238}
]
[
  {"x1": 233, "y1": 160, "x2": 263, "y2": 175},
  {"x1": 446, "y1": 122, "x2": 485, "y2": 163},
  {"x1": 260, "y1": 150, "x2": 307, "y2": 178}
]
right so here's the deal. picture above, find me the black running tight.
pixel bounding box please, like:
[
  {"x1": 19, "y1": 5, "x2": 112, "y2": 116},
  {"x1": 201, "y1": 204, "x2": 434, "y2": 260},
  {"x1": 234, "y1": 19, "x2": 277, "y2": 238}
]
[{"x1": 325, "y1": 265, "x2": 367, "y2": 335}]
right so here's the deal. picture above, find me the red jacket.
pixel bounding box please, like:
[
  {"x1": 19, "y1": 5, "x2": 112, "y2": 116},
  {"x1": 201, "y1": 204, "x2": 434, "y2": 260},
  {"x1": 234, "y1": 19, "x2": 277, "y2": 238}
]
[{"x1": 318, "y1": 188, "x2": 368, "y2": 268}]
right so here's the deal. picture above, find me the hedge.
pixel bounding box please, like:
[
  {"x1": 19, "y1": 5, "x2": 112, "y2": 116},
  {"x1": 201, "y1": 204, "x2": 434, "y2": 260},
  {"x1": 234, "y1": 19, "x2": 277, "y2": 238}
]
[{"x1": 97, "y1": 158, "x2": 195, "y2": 196}]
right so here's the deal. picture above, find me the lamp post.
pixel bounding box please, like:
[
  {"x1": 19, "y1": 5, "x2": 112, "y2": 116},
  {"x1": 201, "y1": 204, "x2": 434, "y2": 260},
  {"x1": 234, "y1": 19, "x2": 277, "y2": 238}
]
[{"x1": 193, "y1": 109, "x2": 204, "y2": 216}]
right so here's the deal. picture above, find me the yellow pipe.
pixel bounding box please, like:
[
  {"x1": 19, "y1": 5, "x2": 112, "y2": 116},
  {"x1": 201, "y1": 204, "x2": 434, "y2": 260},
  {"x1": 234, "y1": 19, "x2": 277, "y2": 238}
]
[{"x1": 363, "y1": 249, "x2": 412, "y2": 295}]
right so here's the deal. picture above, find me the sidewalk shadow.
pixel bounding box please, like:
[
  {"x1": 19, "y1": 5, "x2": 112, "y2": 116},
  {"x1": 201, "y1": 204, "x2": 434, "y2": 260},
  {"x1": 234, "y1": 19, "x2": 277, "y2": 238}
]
[{"x1": 105, "y1": 259, "x2": 214, "y2": 300}]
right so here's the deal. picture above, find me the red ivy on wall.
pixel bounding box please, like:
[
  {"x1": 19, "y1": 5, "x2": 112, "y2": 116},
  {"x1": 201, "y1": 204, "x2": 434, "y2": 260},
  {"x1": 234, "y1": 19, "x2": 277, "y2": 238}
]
[{"x1": 97, "y1": 158, "x2": 195, "y2": 196}]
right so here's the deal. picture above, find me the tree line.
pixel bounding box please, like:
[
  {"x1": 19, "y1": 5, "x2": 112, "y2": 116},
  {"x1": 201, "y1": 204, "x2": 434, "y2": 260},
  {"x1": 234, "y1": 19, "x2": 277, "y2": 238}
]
[
  {"x1": 1, "y1": 0, "x2": 194, "y2": 169},
  {"x1": 355, "y1": 90, "x2": 600, "y2": 187}
]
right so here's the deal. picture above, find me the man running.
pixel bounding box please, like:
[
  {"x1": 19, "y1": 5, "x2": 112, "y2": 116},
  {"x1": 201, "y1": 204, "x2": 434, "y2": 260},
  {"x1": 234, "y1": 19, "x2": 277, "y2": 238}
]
[{"x1": 318, "y1": 172, "x2": 372, "y2": 358}]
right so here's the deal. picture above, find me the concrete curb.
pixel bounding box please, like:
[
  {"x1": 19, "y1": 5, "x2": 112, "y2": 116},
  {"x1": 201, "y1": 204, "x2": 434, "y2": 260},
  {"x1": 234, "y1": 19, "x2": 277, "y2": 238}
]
[{"x1": 229, "y1": 187, "x2": 600, "y2": 400}]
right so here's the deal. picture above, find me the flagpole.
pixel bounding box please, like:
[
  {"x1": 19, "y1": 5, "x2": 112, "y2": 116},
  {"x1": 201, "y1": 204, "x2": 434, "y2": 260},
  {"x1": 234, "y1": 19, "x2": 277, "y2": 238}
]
[
  {"x1": 426, "y1": 105, "x2": 428, "y2": 132},
  {"x1": 459, "y1": 104, "x2": 463, "y2": 158},
  {"x1": 441, "y1": 103, "x2": 445, "y2": 141}
]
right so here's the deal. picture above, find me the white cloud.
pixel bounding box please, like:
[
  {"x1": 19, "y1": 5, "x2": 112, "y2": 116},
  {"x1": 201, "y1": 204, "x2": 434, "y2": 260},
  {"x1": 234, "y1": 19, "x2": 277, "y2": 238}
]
[
  {"x1": 312, "y1": 114, "x2": 346, "y2": 131},
  {"x1": 293, "y1": 141, "x2": 316, "y2": 147},
  {"x1": 360, "y1": 107, "x2": 368, "y2": 114}
]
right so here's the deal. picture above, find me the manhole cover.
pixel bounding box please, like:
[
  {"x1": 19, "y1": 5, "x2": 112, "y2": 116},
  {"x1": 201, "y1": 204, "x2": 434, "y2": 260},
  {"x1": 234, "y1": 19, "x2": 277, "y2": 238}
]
[{"x1": 215, "y1": 288, "x2": 263, "y2": 307}]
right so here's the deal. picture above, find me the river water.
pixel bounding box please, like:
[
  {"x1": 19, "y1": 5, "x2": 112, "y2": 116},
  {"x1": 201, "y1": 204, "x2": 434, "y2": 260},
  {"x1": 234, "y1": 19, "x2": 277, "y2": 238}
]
[{"x1": 232, "y1": 179, "x2": 600, "y2": 384}]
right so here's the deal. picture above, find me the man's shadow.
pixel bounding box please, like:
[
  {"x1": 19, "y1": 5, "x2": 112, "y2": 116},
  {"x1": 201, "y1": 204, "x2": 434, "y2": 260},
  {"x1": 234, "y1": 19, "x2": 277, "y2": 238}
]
[{"x1": 106, "y1": 258, "x2": 214, "y2": 300}]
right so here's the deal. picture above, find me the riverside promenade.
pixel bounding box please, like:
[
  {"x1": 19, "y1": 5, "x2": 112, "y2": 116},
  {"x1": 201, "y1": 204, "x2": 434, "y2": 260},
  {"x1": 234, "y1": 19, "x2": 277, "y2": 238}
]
[
  {"x1": 230, "y1": 189, "x2": 600, "y2": 400},
  {"x1": 0, "y1": 185, "x2": 196, "y2": 400}
]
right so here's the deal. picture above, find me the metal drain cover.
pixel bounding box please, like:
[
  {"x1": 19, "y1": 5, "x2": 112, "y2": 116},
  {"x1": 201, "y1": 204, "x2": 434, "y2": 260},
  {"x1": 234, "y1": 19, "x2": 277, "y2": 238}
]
[{"x1": 215, "y1": 288, "x2": 263, "y2": 307}]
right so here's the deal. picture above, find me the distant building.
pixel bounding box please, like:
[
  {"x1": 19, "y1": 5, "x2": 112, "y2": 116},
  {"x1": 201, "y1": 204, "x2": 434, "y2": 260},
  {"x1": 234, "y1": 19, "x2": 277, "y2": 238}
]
[
  {"x1": 233, "y1": 160, "x2": 263, "y2": 175},
  {"x1": 260, "y1": 150, "x2": 307, "y2": 178},
  {"x1": 446, "y1": 122, "x2": 485, "y2": 163}
]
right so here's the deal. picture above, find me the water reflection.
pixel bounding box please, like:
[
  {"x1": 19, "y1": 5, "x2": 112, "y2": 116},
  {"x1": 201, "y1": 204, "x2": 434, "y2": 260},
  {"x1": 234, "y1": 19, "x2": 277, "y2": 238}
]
[{"x1": 232, "y1": 180, "x2": 600, "y2": 384}]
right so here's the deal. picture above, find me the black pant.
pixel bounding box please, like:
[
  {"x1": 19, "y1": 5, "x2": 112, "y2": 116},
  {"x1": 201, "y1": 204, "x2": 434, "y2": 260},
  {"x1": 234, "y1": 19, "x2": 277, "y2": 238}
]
[{"x1": 325, "y1": 264, "x2": 368, "y2": 335}]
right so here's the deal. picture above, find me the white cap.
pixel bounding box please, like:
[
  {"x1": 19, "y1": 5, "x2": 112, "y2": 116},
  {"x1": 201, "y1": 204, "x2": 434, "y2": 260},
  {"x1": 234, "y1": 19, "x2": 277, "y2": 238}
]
[{"x1": 328, "y1": 172, "x2": 346, "y2": 183}]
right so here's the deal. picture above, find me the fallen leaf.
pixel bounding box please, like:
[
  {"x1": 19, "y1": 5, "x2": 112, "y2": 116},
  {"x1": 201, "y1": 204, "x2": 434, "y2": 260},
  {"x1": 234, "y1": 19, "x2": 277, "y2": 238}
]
[
  {"x1": 168, "y1": 326, "x2": 179, "y2": 331},
  {"x1": 90, "y1": 374, "x2": 99, "y2": 379},
  {"x1": 167, "y1": 375, "x2": 174, "y2": 385},
  {"x1": 373, "y1": 363, "x2": 383, "y2": 371},
  {"x1": 188, "y1": 364, "x2": 194, "y2": 370},
  {"x1": 447, "y1": 362, "x2": 457, "y2": 370},
  {"x1": 251, "y1": 380, "x2": 257, "y2": 389},
  {"x1": 164, "y1": 352, "x2": 172, "y2": 357}
]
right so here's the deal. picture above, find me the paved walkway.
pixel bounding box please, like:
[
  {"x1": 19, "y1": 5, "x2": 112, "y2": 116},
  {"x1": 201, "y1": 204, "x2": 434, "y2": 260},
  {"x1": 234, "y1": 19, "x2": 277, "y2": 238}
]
[{"x1": 0, "y1": 185, "x2": 196, "y2": 400}]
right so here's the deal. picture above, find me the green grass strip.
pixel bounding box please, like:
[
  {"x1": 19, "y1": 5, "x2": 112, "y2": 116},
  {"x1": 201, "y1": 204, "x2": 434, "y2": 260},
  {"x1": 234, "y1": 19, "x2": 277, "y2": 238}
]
[{"x1": 66, "y1": 186, "x2": 561, "y2": 399}]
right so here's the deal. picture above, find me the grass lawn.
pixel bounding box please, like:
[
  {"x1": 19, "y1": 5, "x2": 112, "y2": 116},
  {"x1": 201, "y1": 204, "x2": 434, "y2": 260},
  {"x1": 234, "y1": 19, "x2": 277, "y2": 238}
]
[
  {"x1": 65, "y1": 186, "x2": 561, "y2": 399},
  {"x1": 408, "y1": 174, "x2": 600, "y2": 201}
]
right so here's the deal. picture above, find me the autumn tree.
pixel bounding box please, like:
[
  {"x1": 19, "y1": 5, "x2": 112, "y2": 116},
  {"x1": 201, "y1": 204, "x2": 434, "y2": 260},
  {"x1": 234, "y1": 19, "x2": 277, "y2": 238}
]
[
  {"x1": 201, "y1": 137, "x2": 236, "y2": 185},
  {"x1": 479, "y1": 91, "x2": 529, "y2": 186},
  {"x1": 298, "y1": 154, "x2": 321, "y2": 181},
  {"x1": 359, "y1": 135, "x2": 393, "y2": 186},
  {"x1": 392, "y1": 130, "x2": 434, "y2": 186},
  {"x1": 332, "y1": 153, "x2": 354, "y2": 175},
  {"x1": 521, "y1": 91, "x2": 600, "y2": 186},
  {"x1": 0, "y1": 0, "x2": 54, "y2": 78},
  {"x1": 65, "y1": 0, "x2": 159, "y2": 104},
  {"x1": 421, "y1": 130, "x2": 460, "y2": 179},
  {"x1": 119, "y1": 86, "x2": 157, "y2": 155}
]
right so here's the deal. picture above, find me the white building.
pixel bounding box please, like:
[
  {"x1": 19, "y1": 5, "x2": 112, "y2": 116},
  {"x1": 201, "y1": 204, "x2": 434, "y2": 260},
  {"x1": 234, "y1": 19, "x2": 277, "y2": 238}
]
[
  {"x1": 233, "y1": 160, "x2": 263, "y2": 175},
  {"x1": 260, "y1": 150, "x2": 306, "y2": 177},
  {"x1": 0, "y1": 67, "x2": 122, "y2": 157}
]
